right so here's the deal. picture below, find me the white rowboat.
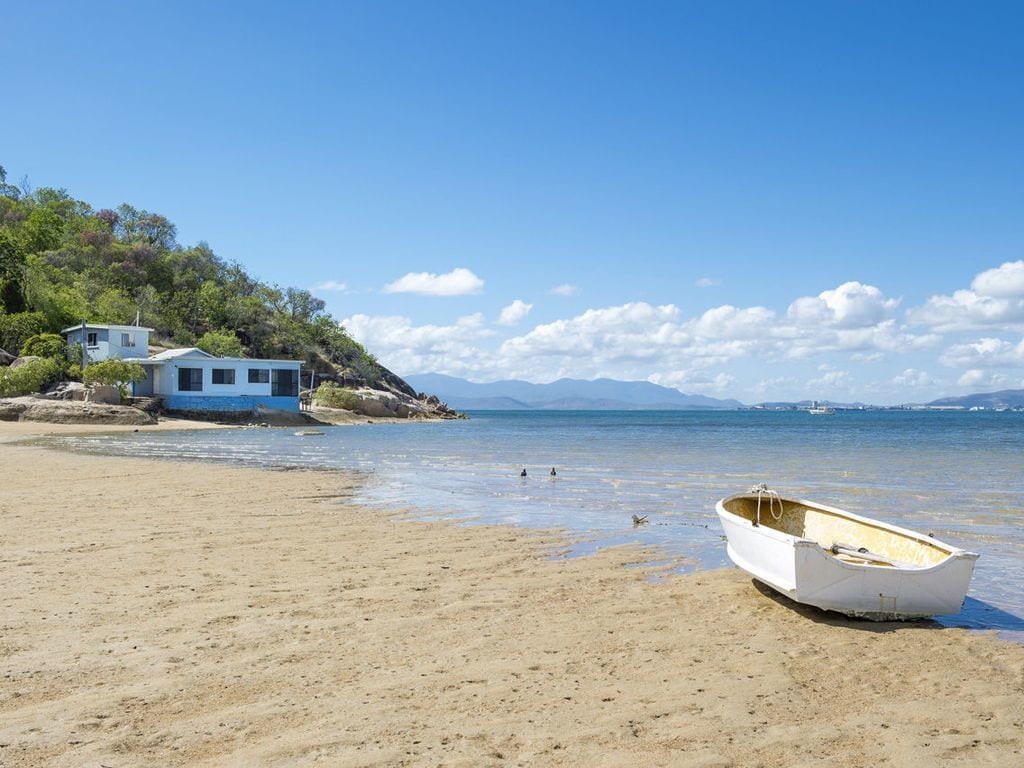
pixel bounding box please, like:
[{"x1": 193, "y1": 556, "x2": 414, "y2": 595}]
[{"x1": 716, "y1": 487, "x2": 978, "y2": 620}]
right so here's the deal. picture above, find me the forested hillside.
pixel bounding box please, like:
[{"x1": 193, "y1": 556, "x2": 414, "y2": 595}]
[{"x1": 0, "y1": 164, "x2": 412, "y2": 394}]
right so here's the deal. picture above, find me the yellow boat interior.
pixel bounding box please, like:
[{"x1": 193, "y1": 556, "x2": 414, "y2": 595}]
[{"x1": 723, "y1": 495, "x2": 953, "y2": 568}]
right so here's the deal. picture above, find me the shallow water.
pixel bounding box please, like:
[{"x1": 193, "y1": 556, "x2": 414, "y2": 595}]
[{"x1": 39, "y1": 410, "x2": 1024, "y2": 636}]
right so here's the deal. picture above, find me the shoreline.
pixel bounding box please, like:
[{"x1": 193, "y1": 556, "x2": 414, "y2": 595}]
[{"x1": 2, "y1": 424, "x2": 1023, "y2": 766}]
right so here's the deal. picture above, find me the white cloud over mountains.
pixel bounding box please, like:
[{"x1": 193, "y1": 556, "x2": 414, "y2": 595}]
[
  {"x1": 341, "y1": 262, "x2": 1024, "y2": 401},
  {"x1": 383, "y1": 267, "x2": 484, "y2": 296}
]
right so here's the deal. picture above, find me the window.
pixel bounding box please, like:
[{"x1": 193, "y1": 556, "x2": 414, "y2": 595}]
[
  {"x1": 121, "y1": 332, "x2": 136, "y2": 348},
  {"x1": 248, "y1": 368, "x2": 270, "y2": 384},
  {"x1": 86, "y1": 332, "x2": 98, "y2": 347},
  {"x1": 178, "y1": 367, "x2": 203, "y2": 392},
  {"x1": 212, "y1": 368, "x2": 235, "y2": 385},
  {"x1": 271, "y1": 368, "x2": 299, "y2": 397}
]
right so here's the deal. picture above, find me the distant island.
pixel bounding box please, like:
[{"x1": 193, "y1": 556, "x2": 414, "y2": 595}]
[
  {"x1": 404, "y1": 374, "x2": 744, "y2": 410},
  {"x1": 753, "y1": 390, "x2": 1024, "y2": 412},
  {"x1": 407, "y1": 374, "x2": 1024, "y2": 413}
]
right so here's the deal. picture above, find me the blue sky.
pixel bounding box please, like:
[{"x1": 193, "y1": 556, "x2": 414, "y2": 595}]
[{"x1": 3, "y1": 2, "x2": 1023, "y2": 403}]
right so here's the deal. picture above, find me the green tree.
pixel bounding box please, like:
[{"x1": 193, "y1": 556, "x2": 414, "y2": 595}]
[
  {"x1": 20, "y1": 332, "x2": 67, "y2": 359},
  {"x1": 196, "y1": 329, "x2": 245, "y2": 357},
  {"x1": 0, "y1": 311, "x2": 47, "y2": 354},
  {"x1": 82, "y1": 359, "x2": 146, "y2": 399},
  {"x1": 0, "y1": 230, "x2": 27, "y2": 312},
  {"x1": 0, "y1": 357, "x2": 63, "y2": 397},
  {"x1": 22, "y1": 207, "x2": 65, "y2": 253},
  {"x1": 313, "y1": 381, "x2": 359, "y2": 410}
]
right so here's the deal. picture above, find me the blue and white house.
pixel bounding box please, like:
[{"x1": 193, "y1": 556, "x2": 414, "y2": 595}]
[
  {"x1": 62, "y1": 322, "x2": 151, "y2": 361},
  {"x1": 62, "y1": 323, "x2": 302, "y2": 414}
]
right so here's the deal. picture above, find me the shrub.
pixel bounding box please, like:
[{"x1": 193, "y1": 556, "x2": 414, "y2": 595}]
[
  {"x1": 0, "y1": 357, "x2": 63, "y2": 397},
  {"x1": 313, "y1": 381, "x2": 359, "y2": 411},
  {"x1": 196, "y1": 329, "x2": 245, "y2": 358},
  {"x1": 0, "y1": 311, "x2": 47, "y2": 354},
  {"x1": 20, "y1": 332, "x2": 67, "y2": 359},
  {"x1": 82, "y1": 358, "x2": 146, "y2": 399}
]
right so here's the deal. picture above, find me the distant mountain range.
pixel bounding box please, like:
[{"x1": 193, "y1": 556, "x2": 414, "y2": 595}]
[
  {"x1": 403, "y1": 374, "x2": 744, "y2": 411},
  {"x1": 926, "y1": 389, "x2": 1024, "y2": 409},
  {"x1": 754, "y1": 389, "x2": 1024, "y2": 410}
]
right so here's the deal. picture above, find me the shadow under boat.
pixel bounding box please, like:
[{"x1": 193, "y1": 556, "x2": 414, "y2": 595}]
[{"x1": 749, "y1": 579, "x2": 1024, "y2": 638}]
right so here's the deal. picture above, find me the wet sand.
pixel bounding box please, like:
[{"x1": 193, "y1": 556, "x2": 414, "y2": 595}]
[{"x1": 1, "y1": 425, "x2": 1022, "y2": 767}]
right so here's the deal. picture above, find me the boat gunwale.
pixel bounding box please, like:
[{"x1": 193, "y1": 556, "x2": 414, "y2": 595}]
[{"x1": 715, "y1": 493, "x2": 978, "y2": 574}]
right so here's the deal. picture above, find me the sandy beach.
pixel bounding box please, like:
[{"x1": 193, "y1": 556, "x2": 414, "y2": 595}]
[{"x1": 1, "y1": 425, "x2": 1022, "y2": 767}]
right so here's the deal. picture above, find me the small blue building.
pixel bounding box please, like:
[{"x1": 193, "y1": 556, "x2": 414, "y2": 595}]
[{"x1": 62, "y1": 323, "x2": 303, "y2": 414}]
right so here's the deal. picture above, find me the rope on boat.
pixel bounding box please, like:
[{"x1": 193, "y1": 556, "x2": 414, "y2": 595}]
[{"x1": 749, "y1": 483, "x2": 784, "y2": 526}]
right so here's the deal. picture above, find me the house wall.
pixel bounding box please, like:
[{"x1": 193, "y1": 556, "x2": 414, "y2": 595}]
[
  {"x1": 131, "y1": 366, "x2": 156, "y2": 396},
  {"x1": 65, "y1": 327, "x2": 150, "y2": 362},
  {"x1": 155, "y1": 359, "x2": 301, "y2": 413}
]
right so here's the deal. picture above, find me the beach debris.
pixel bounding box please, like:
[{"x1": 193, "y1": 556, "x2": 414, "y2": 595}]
[
  {"x1": 520, "y1": 468, "x2": 528, "y2": 477},
  {"x1": 550, "y1": 467, "x2": 557, "y2": 476},
  {"x1": 632, "y1": 514, "x2": 648, "y2": 526}
]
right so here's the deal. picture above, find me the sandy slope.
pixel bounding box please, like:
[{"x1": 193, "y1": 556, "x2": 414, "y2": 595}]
[{"x1": 1, "y1": 430, "x2": 1021, "y2": 767}]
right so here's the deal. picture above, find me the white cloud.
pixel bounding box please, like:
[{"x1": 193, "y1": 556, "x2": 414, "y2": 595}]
[
  {"x1": 957, "y1": 369, "x2": 985, "y2": 387},
  {"x1": 342, "y1": 275, "x2": 966, "y2": 401},
  {"x1": 954, "y1": 369, "x2": 1011, "y2": 390},
  {"x1": 971, "y1": 260, "x2": 1024, "y2": 299},
  {"x1": 312, "y1": 280, "x2": 348, "y2": 292},
  {"x1": 787, "y1": 281, "x2": 899, "y2": 329},
  {"x1": 807, "y1": 369, "x2": 851, "y2": 390},
  {"x1": 499, "y1": 303, "x2": 687, "y2": 366},
  {"x1": 690, "y1": 305, "x2": 776, "y2": 339},
  {"x1": 891, "y1": 368, "x2": 934, "y2": 387},
  {"x1": 649, "y1": 370, "x2": 736, "y2": 393},
  {"x1": 383, "y1": 267, "x2": 484, "y2": 296},
  {"x1": 550, "y1": 283, "x2": 579, "y2": 297},
  {"x1": 341, "y1": 313, "x2": 495, "y2": 376},
  {"x1": 491, "y1": 283, "x2": 932, "y2": 383},
  {"x1": 694, "y1": 277, "x2": 719, "y2": 288},
  {"x1": 939, "y1": 337, "x2": 1024, "y2": 368},
  {"x1": 908, "y1": 261, "x2": 1024, "y2": 332},
  {"x1": 752, "y1": 376, "x2": 801, "y2": 396},
  {"x1": 497, "y1": 299, "x2": 533, "y2": 326}
]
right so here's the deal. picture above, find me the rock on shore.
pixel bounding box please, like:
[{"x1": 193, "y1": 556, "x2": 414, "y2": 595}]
[
  {"x1": 0, "y1": 397, "x2": 156, "y2": 425},
  {"x1": 312, "y1": 387, "x2": 467, "y2": 421}
]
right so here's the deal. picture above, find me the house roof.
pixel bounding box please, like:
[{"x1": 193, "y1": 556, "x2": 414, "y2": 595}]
[
  {"x1": 141, "y1": 348, "x2": 302, "y2": 365},
  {"x1": 61, "y1": 323, "x2": 154, "y2": 334},
  {"x1": 149, "y1": 347, "x2": 215, "y2": 360}
]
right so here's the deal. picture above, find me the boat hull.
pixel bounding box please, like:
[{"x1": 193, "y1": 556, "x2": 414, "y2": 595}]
[{"x1": 717, "y1": 494, "x2": 978, "y2": 620}]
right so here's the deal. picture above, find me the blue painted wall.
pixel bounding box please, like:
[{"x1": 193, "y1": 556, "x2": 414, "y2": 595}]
[{"x1": 165, "y1": 395, "x2": 300, "y2": 413}]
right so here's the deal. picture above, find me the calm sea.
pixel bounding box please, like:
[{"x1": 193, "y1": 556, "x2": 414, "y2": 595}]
[{"x1": 40, "y1": 410, "x2": 1024, "y2": 635}]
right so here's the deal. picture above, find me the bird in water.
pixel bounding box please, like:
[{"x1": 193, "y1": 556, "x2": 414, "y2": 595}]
[
  {"x1": 520, "y1": 468, "x2": 527, "y2": 477},
  {"x1": 550, "y1": 467, "x2": 557, "y2": 476}
]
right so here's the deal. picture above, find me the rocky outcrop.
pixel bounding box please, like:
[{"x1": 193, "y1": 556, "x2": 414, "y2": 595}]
[
  {"x1": 309, "y1": 387, "x2": 466, "y2": 421},
  {"x1": 0, "y1": 348, "x2": 15, "y2": 366},
  {"x1": 10, "y1": 355, "x2": 42, "y2": 369},
  {"x1": 351, "y1": 388, "x2": 464, "y2": 420},
  {"x1": 0, "y1": 397, "x2": 156, "y2": 425},
  {"x1": 41, "y1": 381, "x2": 88, "y2": 400}
]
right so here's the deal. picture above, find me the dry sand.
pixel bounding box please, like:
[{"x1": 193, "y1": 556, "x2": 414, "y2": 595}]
[{"x1": 1, "y1": 424, "x2": 1022, "y2": 767}]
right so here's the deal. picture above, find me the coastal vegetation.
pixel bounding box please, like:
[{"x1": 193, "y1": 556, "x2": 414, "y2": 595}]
[
  {"x1": 313, "y1": 381, "x2": 360, "y2": 411},
  {"x1": 81, "y1": 359, "x2": 146, "y2": 399},
  {"x1": 0, "y1": 163, "x2": 398, "y2": 392},
  {"x1": 0, "y1": 357, "x2": 63, "y2": 397}
]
